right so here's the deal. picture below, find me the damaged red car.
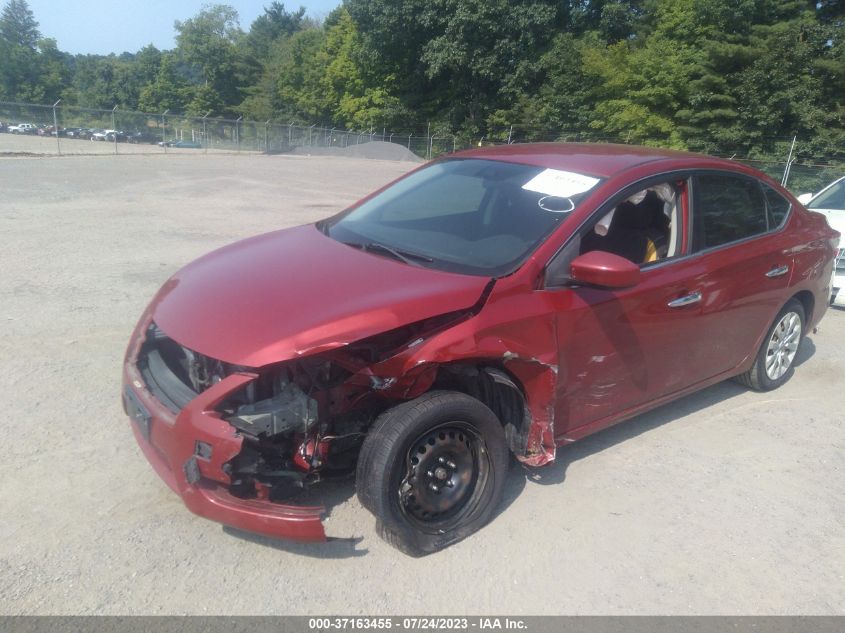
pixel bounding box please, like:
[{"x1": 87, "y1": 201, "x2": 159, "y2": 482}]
[{"x1": 123, "y1": 143, "x2": 839, "y2": 556}]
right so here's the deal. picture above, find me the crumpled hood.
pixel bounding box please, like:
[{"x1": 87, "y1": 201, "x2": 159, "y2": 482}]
[{"x1": 151, "y1": 224, "x2": 490, "y2": 367}]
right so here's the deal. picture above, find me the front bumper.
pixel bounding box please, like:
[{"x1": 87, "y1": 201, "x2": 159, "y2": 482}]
[{"x1": 122, "y1": 333, "x2": 327, "y2": 542}]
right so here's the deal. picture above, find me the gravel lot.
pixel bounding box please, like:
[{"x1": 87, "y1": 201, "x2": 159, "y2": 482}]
[{"x1": 0, "y1": 152, "x2": 843, "y2": 615}]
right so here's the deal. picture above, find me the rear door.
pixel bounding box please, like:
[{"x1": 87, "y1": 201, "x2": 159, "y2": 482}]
[{"x1": 680, "y1": 172, "x2": 794, "y2": 376}]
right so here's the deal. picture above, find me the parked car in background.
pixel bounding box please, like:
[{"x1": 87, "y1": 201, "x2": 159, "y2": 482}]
[
  {"x1": 126, "y1": 130, "x2": 158, "y2": 144},
  {"x1": 798, "y1": 177, "x2": 845, "y2": 305},
  {"x1": 105, "y1": 130, "x2": 127, "y2": 142},
  {"x1": 0, "y1": 121, "x2": 8, "y2": 133},
  {"x1": 64, "y1": 127, "x2": 89, "y2": 139},
  {"x1": 169, "y1": 139, "x2": 201, "y2": 149},
  {"x1": 8, "y1": 123, "x2": 36, "y2": 134},
  {"x1": 123, "y1": 143, "x2": 839, "y2": 556},
  {"x1": 90, "y1": 129, "x2": 111, "y2": 141}
]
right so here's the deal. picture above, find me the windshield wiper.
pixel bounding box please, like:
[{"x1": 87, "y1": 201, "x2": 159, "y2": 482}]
[{"x1": 343, "y1": 240, "x2": 434, "y2": 265}]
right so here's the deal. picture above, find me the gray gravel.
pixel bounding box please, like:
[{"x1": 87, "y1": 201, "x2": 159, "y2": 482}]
[{"x1": 0, "y1": 153, "x2": 843, "y2": 615}]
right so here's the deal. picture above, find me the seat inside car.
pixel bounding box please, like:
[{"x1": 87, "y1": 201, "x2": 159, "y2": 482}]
[{"x1": 582, "y1": 190, "x2": 670, "y2": 264}]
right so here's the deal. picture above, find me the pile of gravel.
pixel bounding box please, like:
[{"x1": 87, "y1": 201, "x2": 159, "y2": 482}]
[{"x1": 289, "y1": 140, "x2": 424, "y2": 163}]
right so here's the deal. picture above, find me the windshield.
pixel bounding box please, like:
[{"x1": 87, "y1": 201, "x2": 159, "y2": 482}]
[
  {"x1": 809, "y1": 178, "x2": 845, "y2": 211},
  {"x1": 323, "y1": 158, "x2": 601, "y2": 276}
]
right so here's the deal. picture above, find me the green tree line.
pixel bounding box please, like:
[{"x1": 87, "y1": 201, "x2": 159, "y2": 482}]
[{"x1": 1, "y1": 0, "x2": 843, "y2": 164}]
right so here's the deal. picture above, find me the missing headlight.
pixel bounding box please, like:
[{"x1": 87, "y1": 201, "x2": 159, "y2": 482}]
[{"x1": 227, "y1": 379, "x2": 318, "y2": 438}]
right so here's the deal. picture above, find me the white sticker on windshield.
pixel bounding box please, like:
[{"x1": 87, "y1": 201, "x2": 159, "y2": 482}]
[{"x1": 521, "y1": 169, "x2": 600, "y2": 198}]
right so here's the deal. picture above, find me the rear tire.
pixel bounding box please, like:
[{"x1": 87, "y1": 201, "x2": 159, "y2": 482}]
[
  {"x1": 736, "y1": 299, "x2": 804, "y2": 391},
  {"x1": 356, "y1": 391, "x2": 509, "y2": 557}
]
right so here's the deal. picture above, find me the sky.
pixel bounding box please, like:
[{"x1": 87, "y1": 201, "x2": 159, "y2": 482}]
[{"x1": 25, "y1": 0, "x2": 341, "y2": 55}]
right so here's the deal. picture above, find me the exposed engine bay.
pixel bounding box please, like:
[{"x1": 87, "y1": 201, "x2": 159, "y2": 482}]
[{"x1": 134, "y1": 307, "x2": 528, "y2": 505}]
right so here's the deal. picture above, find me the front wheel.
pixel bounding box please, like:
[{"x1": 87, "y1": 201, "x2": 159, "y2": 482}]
[
  {"x1": 736, "y1": 299, "x2": 805, "y2": 391},
  {"x1": 356, "y1": 391, "x2": 509, "y2": 556}
]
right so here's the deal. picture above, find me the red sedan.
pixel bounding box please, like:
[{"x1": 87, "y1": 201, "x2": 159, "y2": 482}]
[{"x1": 123, "y1": 143, "x2": 840, "y2": 555}]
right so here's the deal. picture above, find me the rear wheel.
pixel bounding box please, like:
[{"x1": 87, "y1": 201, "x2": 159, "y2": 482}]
[
  {"x1": 736, "y1": 299, "x2": 804, "y2": 391},
  {"x1": 356, "y1": 391, "x2": 508, "y2": 556}
]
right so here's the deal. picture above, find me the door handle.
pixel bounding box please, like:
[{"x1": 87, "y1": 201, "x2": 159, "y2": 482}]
[
  {"x1": 765, "y1": 265, "x2": 789, "y2": 278},
  {"x1": 667, "y1": 291, "x2": 702, "y2": 308}
]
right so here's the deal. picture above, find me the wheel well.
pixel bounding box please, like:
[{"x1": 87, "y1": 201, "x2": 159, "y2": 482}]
[
  {"x1": 791, "y1": 290, "x2": 814, "y2": 330},
  {"x1": 431, "y1": 363, "x2": 529, "y2": 457}
]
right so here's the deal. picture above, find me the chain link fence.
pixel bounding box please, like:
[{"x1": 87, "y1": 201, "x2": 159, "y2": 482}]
[
  {"x1": 2, "y1": 100, "x2": 842, "y2": 195},
  {"x1": 0, "y1": 100, "x2": 454, "y2": 160}
]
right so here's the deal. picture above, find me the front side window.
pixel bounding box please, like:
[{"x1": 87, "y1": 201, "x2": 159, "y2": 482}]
[
  {"x1": 323, "y1": 159, "x2": 602, "y2": 276},
  {"x1": 578, "y1": 181, "x2": 684, "y2": 266},
  {"x1": 692, "y1": 174, "x2": 768, "y2": 251}
]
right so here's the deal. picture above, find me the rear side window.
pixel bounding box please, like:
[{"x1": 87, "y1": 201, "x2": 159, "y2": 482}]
[
  {"x1": 763, "y1": 184, "x2": 791, "y2": 228},
  {"x1": 692, "y1": 174, "x2": 768, "y2": 251}
]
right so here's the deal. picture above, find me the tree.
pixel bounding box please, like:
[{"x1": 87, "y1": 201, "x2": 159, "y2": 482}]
[
  {"x1": 245, "y1": 2, "x2": 306, "y2": 60},
  {"x1": 0, "y1": 0, "x2": 38, "y2": 48},
  {"x1": 347, "y1": 0, "x2": 564, "y2": 133},
  {"x1": 138, "y1": 54, "x2": 187, "y2": 113},
  {"x1": 0, "y1": 0, "x2": 40, "y2": 100},
  {"x1": 174, "y1": 4, "x2": 242, "y2": 112}
]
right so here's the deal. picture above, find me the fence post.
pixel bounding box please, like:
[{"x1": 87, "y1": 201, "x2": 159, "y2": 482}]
[
  {"x1": 161, "y1": 109, "x2": 169, "y2": 153},
  {"x1": 235, "y1": 115, "x2": 243, "y2": 151},
  {"x1": 52, "y1": 99, "x2": 61, "y2": 155},
  {"x1": 265, "y1": 120, "x2": 270, "y2": 152},
  {"x1": 782, "y1": 136, "x2": 797, "y2": 186},
  {"x1": 408, "y1": 133, "x2": 412, "y2": 149},
  {"x1": 507, "y1": 125, "x2": 513, "y2": 144},
  {"x1": 112, "y1": 105, "x2": 118, "y2": 155},
  {"x1": 202, "y1": 111, "x2": 211, "y2": 153}
]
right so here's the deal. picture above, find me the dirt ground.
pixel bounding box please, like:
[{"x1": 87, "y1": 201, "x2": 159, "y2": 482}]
[{"x1": 0, "y1": 152, "x2": 843, "y2": 615}]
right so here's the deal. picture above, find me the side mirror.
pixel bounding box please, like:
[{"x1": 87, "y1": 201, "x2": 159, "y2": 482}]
[
  {"x1": 796, "y1": 193, "x2": 813, "y2": 205},
  {"x1": 569, "y1": 251, "x2": 640, "y2": 289}
]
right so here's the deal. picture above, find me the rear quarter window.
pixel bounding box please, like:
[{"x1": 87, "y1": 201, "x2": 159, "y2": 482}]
[{"x1": 762, "y1": 184, "x2": 791, "y2": 229}]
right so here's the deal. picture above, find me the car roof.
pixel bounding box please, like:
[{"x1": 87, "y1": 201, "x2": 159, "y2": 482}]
[{"x1": 452, "y1": 142, "x2": 734, "y2": 178}]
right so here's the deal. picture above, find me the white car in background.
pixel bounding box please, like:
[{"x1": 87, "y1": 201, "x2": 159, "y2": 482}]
[
  {"x1": 8, "y1": 122, "x2": 36, "y2": 134},
  {"x1": 799, "y1": 177, "x2": 845, "y2": 306},
  {"x1": 90, "y1": 129, "x2": 113, "y2": 141}
]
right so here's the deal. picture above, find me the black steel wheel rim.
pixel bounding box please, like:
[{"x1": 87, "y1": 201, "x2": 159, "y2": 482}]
[{"x1": 398, "y1": 422, "x2": 490, "y2": 532}]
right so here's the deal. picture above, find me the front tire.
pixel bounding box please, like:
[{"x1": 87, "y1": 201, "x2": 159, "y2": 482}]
[
  {"x1": 737, "y1": 299, "x2": 805, "y2": 391},
  {"x1": 356, "y1": 391, "x2": 509, "y2": 556}
]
